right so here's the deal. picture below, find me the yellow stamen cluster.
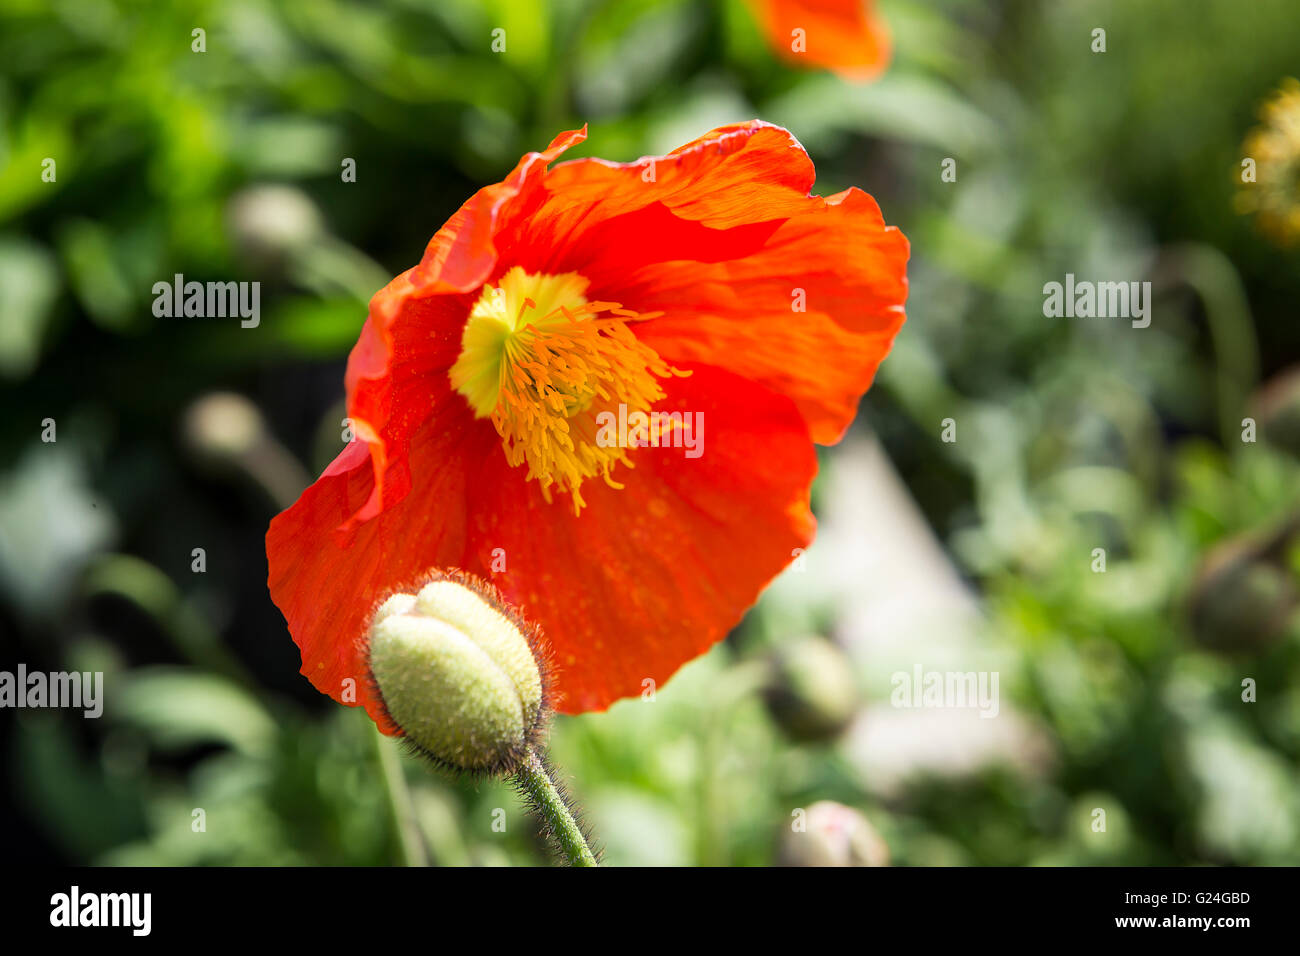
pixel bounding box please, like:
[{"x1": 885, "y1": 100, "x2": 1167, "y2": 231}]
[
  {"x1": 449, "y1": 267, "x2": 681, "y2": 511},
  {"x1": 1237, "y1": 78, "x2": 1300, "y2": 245}
]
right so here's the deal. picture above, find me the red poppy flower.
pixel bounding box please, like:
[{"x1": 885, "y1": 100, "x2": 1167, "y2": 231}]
[
  {"x1": 751, "y1": 0, "x2": 892, "y2": 79},
  {"x1": 266, "y1": 121, "x2": 908, "y2": 730}
]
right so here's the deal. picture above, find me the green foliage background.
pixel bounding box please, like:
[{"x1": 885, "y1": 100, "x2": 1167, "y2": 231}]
[{"x1": 2, "y1": 0, "x2": 1299, "y2": 865}]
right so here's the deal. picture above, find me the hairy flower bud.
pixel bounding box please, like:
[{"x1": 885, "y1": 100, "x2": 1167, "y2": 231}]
[{"x1": 366, "y1": 571, "x2": 549, "y2": 774}]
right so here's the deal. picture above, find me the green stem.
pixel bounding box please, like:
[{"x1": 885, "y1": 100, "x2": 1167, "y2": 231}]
[
  {"x1": 1163, "y1": 243, "x2": 1260, "y2": 444},
  {"x1": 372, "y1": 721, "x2": 429, "y2": 867},
  {"x1": 515, "y1": 749, "x2": 598, "y2": 867}
]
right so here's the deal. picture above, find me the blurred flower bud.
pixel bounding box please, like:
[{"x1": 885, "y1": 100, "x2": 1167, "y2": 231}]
[
  {"x1": 184, "y1": 391, "x2": 264, "y2": 461},
  {"x1": 1253, "y1": 365, "x2": 1300, "y2": 458},
  {"x1": 762, "y1": 634, "x2": 859, "y2": 741},
  {"x1": 779, "y1": 800, "x2": 890, "y2": 867},
  {"x1": 367, "y1": 571, "x2": 550, "y2": 774},
  {"x1": 1189, "y1": 521, "x2": 1300, "y2": 651},
  {"x1": 226, "y1": 184, "x2": 324, "y2": 266},
  {"x1": 182, "y1": 392, "x2": 309, "y2": 510},
  {"x1": 1236, "y1": 79, "x2": 1300, "y2": 246}
]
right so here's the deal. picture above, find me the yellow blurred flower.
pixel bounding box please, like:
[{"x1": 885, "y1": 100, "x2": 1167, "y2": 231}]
[{"x1": 1237, "y1": 78, "x2": 1300, "y2": 244}]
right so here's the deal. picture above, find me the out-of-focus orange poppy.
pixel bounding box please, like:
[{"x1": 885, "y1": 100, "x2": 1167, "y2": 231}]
[
  {"x1": 266, "y1": 121, "x2": 908, "y2": 728},
  {"x1": 751, "y1": 0, "x2": 892, "y2": 79}
]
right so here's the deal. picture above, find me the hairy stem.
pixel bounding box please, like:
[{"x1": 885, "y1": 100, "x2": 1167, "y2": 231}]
[{"x1": 515, "y1": 749, "x2": 598, "y2": 867}]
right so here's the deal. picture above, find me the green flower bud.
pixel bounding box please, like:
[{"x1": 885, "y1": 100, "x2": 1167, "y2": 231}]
[
  {"x1": 1254, "y1": 365, "x2": 1300, "y2": 458},
  {"x1": 762, "y1": 635, "x2": 859, "y2": 742},
  {"x1": 226, "y1": 185, "x2": 324, "y2": 265},
  {"x1": 367, "y1": 572, "x2": 549, "y2": 774},
  {"x1": 1189, "y1": 517, "x2": 1300, "y2": 652},
  {"x1": 1189, "y1": 552, "x2": 1298, "y2": 652}
]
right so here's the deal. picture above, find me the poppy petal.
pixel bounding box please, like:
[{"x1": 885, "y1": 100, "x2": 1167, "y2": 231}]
[
  {"x1": 608, "y1": 187, "x2": 908, "y2": 444},
  {"x1": 498, "y1": 122, "x2": 816, "y2": 278},
  {"x1": 466, "y1": 363, "x2": 818, "y2": 713},
  {"x1": 753, "y1": 0, "x2": 892, "y2": 79},
  {"x1": 266, "y1": 385, "x2": 497, "y2": 732}
]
